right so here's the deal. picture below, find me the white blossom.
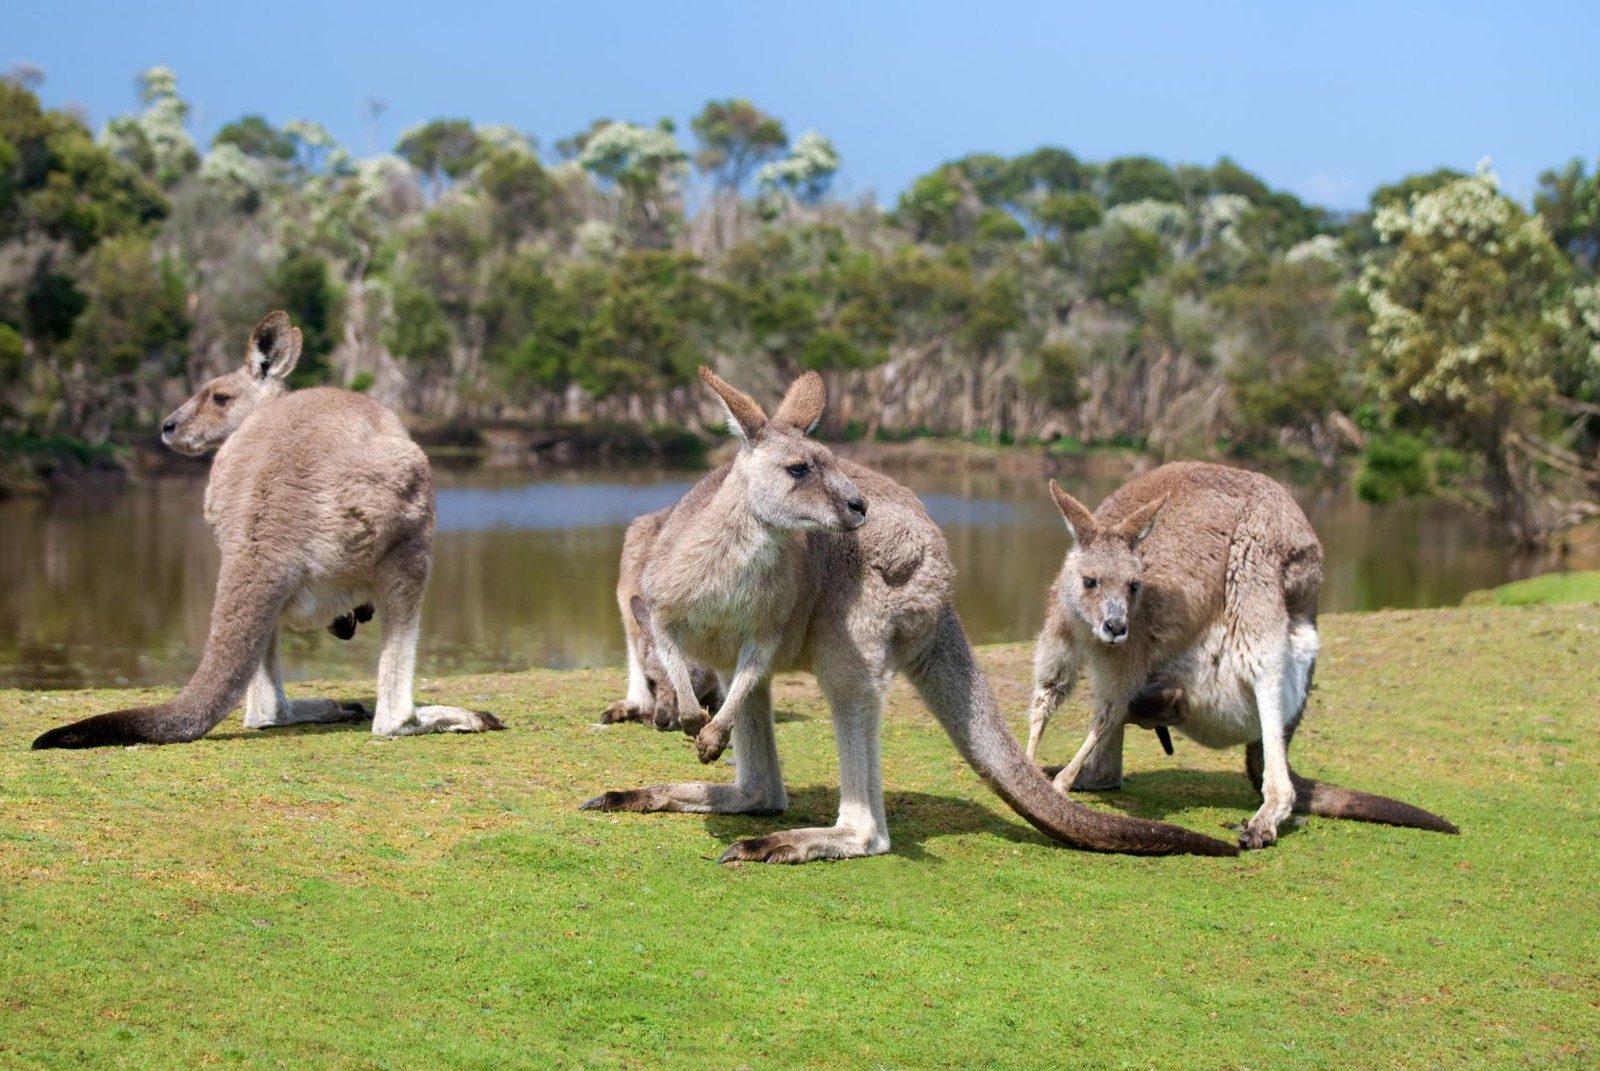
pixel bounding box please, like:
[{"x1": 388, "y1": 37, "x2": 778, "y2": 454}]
[
  {"x1": 578, "y1": 122, "x2": 687, "y2": 187},
  {"x1": 1104, "y1": 199, "x2": 1188, "y2": 242},
  {"x1": 477, "y1": 124, "x2": 536, "y2": 156},
  {"x1": 755, "y1": 131, "x2": 841, "y2": 202},
  {"x1": 1285, "y1": 234, "x2": 1344, "y2": 265}
]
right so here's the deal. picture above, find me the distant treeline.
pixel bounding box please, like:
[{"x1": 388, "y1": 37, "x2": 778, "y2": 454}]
[{"x1": 1, "y1": 67, "x2": 1597, "y2": 540}]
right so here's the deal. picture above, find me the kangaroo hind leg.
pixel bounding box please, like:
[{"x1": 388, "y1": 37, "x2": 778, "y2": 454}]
[
  {"x1": 1239, "y1": 619, "x2": 1317, "y2": 849},
  {"x1": 244, "y1": 626, "x2": 368, "y2": 728},
  {"x1": 581, "y1": 679, "x2": 788, "y2": 817},
  {"x1": 371, "y1": 544, "x2": 503, "y2": 737},
  {"x1": 720, "y1": 670, "x2": 892, "y2": 864}
]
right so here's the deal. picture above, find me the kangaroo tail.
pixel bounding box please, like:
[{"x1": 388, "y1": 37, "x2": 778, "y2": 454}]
[
  {"x1": 1291, "y1": 769, "x2": 1458, "y2": 834},
  {"x1": 33, "y1": 560, "x2": 283, "y2": 750},
  {"x1": 903, "y1": 606, "x2": 1238, "y2": 858}
]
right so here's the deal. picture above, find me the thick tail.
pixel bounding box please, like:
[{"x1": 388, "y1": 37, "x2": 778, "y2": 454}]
[
  {"x1": 33, "y1": 560, "x2": 282, "y2": 750},
  {"x1": 1291, "y1": 770, "x2": 1459, "y2": 834},
  {"x1": 903, "y1": 606, "x2": 1238, "y2": 858}
]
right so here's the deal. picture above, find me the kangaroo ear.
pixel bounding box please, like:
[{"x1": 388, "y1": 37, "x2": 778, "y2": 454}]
[
  {"x1": 1119, "y1": 496, "x2": 1166, "y2": 549},
  {"x1": 1049, "y1": 480, "x2": 1099, "y2": 546},
  {"x1": 248, "y1": 311, "x2": 302, "y2": 381},
  {"x1": 771, "y1": 370, "x2": 826, "y2": 434},
  {"x1": 629, "y1": 595, "x2": 651, "y2": 631},
  {"x1": 698, "y1": 365, "x2": 767, "y2": 444}
]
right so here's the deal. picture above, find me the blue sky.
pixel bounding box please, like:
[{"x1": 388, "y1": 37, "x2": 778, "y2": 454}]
[{"x1": 10, "y1": 1, "x2": 1598, "y2": 210}]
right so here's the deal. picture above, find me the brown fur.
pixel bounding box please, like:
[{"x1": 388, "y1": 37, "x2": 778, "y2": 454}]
[
  {"x1": 1026, "y1": 461, "x2": 1457, "y2": 848},
  {"x1": 581, "y1": 369, "x2": 1238, "y2": 861},
  {"x1": 33, "y1": 312, "x2": 502, "y2": 749}
]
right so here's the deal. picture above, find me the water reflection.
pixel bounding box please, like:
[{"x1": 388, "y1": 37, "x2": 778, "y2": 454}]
[{"x1": 0, "y1": 460, "x2": 1566, "y2": 690}]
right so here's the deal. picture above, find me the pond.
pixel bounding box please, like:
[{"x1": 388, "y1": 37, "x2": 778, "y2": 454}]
[{"x1": 0, "y1": 457, "x2": 1554, "y2": 691}]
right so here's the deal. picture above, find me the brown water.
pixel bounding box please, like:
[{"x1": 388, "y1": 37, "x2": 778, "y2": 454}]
[{"x1": 0, "y1": 461, "x2": 1551, "y2": 691}]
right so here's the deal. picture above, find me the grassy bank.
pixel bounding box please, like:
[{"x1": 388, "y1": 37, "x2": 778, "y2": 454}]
[
  {"x1": 1463, "y1": 570, "x2": 1600, "y2": 607},
  {"x1": 2, "y1": 606, "x2": 1596, "y2": 1069}
]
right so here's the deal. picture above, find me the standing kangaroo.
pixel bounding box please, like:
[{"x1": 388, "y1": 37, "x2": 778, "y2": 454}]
[
  {"x1": 600, "y1": 506, "x2": 724, "y2": 730},
  {"x1": 32, "y1": 311, "x2": 503, "y2": 749},
  {"x1": 581, "y1": 367, "x2": 1238, "y2": 862},
  {"x1": 1025, "y1": 461, "x2": 1458, "y2": 849}
]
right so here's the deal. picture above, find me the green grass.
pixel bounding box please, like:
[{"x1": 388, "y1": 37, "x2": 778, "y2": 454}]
[
  {"x1": 2, "y1": 606, "x2": 1597, "y2": 1069},
  {"x1": 1462, "y1": 570, "x2": 1600, "y2": 607}
]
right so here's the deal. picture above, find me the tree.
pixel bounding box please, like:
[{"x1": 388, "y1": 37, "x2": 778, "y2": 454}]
[
  {"x1": 269, "y1": 251, "x2": 342, "y2": 387},
  {"x1": 98, "y1": 66, "x2": 199, "y2": 187},
  {"x1": 212, "y1": 115, "x2": 295, "y2": 161},
  {"x1": 577, "y1": 120, "x2": 688, "y2": 248},
  {"x1": 1103, "y1": 156, "x2": 1181, "y2": 207},
  {"x1": 1535, "y1": 158, "x2": 1600, "y2": 273},
  {"x1": 754, "y1": 132, "x2": 841, "y2": 207},
  {"x1": 690, "y1": 99, "x2": 787, "y2": 192},
  {"x1": 395, "y1": 119, "x2": 480, "y2": 198},
  {"x1": 1362, "y1": 168, "x2": 1596, "y2": 543}
]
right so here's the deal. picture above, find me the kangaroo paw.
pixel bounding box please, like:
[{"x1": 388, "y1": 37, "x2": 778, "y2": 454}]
[{"x1": 695, "y1": 720, "x2": 731, "y2": 764}]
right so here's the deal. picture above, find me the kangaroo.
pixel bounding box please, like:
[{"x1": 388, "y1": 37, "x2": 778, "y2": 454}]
[
  {"x1": 600, "y1": 507, "x2": 725, "y2": 730},
  {"x1": 1024, "y1": 461, "x2": 1458, "y2": 849},
  {"x1": 32, "y1": 311, "x2": 503, "y2": 749},
  {"x1": 580, "y1": 367, "x2": 1238, "y2": 862}
]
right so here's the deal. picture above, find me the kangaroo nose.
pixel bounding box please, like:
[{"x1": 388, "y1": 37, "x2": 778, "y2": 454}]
[
  {"x1": 162, "y1": 420, "x2": 177, "y2": 435},
  {"x1": 1105, "y1": 618, "x2": 1127, "y2": 639},
  {"x1": 848, "y1": 497, "x2": 867, "y2": 518}
]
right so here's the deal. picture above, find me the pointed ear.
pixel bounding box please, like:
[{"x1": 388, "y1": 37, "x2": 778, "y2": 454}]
[
  {"x1": 771, "y1": 370, "x2": 826, "y2": 434},
  {"x1": 629, "y1": 595, "x2": 651, "y2": 631},
  {"x1": 1049, "y1": 480, "x2": 1098, "y2": 546},
  {"x1": 248, "y1": 311, "x2": 301, "y2": 381},
  {"x1": 698, "y1": 365, "x2": 767, "y2": 444},
  {"x1": 1118, "y1": 496, "x2": 1167, "y2": 549}
]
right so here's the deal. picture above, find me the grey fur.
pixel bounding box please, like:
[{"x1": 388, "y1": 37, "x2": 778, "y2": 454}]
[
  {"x1": 1026, "y1": 461, "x2": 1457, "y2": 848},
  {"x1": 581, "y1": 369, "x2": 1238, "y2": 862},
  {"x1": 32, "y1": 312, "x2": 503, "y2": 749}
]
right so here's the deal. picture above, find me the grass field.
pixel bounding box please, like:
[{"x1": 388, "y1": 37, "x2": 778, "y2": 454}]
[
  {"x1": 2, "y1": 605, "x2": 1597, "y2": 1069},
  {"x1": 1463, "y1": 570, "x2": 1600, "y2": 608}
]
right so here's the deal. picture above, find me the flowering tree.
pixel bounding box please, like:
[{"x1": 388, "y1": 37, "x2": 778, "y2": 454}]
[
  {"x1": 1362, "y1": 167, "x2": 1600, "y2": 543},
  {"x1": 578, "y1": 121, "x2": 687, "y2": 248},
  {"x1": 99, "y1": 67, "x2": 198, "y2": 187}
]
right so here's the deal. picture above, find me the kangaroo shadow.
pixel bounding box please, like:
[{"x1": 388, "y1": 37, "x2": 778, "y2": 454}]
[
  {"x1": 1067, "y1": 766, "x2": 1297, "y2": 840},
  {"x1": 701, "y1": 784, "x2": 1053, "y2": 860}
]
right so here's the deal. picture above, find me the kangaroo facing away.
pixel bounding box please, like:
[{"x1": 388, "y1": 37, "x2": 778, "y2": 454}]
[
  {"x1": 581, "y1": 367, "x2": 1239, "y2": 862},
  {"x1": 1025, "y1": 461, "x2": 1458, "y2": 849},
  {"x1": 600, "y1": 507, "x2": 725, "y2": 730},
  {"x1": 32, "y1": 311, "x2": 504, "y2": 749}
]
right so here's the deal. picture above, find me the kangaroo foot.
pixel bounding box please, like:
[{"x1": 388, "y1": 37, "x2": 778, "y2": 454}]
[
  {"x1": 1236, "y1": 820, "x2": 1279, "y2": 850},
  {"x1": 600, "y1": 700, "x2": 643, "y2": 725},
  {"x1": 719, "y1": 824, "x2": 888, "y2": 865},
  {"x1": 695, "y1": 718, "x2": 732, "y2": 764}
]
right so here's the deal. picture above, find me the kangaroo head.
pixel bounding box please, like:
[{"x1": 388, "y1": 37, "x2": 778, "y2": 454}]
[
  {"x1": 700, "y1": 366, "x2": 868, "y2": 533},
  {"x1": 1049, "y1": 479, "x2": 1165, "y2": 645},
  {"x1": 161, "y1": 311, "x2": 302, "y2": 456}
]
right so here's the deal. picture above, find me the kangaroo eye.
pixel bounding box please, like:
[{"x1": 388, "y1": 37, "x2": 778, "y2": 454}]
[
  {"x1": 1082, "y1": 577, "x2": 1098, "y2": 590},
  {"x1": 786, "y1": 462, "x2": 810, "y2": 478},
  {"x1": 1129, "y1": 581, "x2": 1142, "y2": 596},
  {"x1": 212, "y1": 393, "x2": 232, "y2": 406}
]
